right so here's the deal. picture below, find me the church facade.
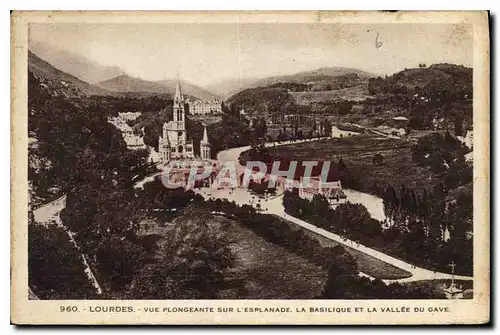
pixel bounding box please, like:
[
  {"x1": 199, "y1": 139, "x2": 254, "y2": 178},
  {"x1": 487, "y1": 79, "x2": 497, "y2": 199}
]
[{"x1": 158, "y1": 77, "x2": 211, "y2": 163}]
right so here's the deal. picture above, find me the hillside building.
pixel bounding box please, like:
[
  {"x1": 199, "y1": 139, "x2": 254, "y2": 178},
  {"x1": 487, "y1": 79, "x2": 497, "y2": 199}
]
[
  {"x1": 118, "y1": 112, "x2": 141, "y2": 121},
  {"x1": 392, "y1": 116, "x2": 409, "y2": 128},
  {"x1": 107, "y1": 115, "x2": 146, "y2": 150},
  {"x1": 188, "y1": 99, "x2": 223, "y2": 115}
]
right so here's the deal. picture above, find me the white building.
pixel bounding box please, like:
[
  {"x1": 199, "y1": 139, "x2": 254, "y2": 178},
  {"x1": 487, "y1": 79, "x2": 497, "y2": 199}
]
[
  {"x1": 118, "y1": 112, "x2": 141, "y2": 121},
  {"x1": 124, "y1": 135, "x2": 146, "y2": 150},
  {"x1": 108, "y1": 116, "x2": 146, "y2": 150},
  {"x1": 188, "y1": 99, "x2": 223, "y2": 115},
  {"x1": 298, "y1": 177, "x2": 347, "y2": 205}
]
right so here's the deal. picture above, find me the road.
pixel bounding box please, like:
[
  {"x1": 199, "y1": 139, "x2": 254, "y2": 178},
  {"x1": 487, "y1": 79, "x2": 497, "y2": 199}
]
[{"x1": 31, "y1": 195, "x2": 103, "y2": 294}]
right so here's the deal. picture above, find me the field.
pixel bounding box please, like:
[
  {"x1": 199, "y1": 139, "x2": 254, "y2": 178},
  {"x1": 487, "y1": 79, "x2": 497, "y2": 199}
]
[
  {"x1": 189, "y1": 114, "x2": 223, "y2": 125},
  {"x1": 290, "y1": 84, "x2": 373, "y2": 104},
  {"x1": 267, "y1": 133, "x2": 440, "y2": 197},
  {"x1": 224, "y1": 218, "x2": 327, "y2": 299},
  {"x1": 270, "y1": 215, "x2": 412, "y2": 280}
]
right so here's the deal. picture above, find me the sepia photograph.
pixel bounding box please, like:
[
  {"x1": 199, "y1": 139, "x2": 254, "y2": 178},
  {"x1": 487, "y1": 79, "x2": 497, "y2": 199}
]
[{"x1": 11, "y1": 10, "x2": 490, "y2": 325}]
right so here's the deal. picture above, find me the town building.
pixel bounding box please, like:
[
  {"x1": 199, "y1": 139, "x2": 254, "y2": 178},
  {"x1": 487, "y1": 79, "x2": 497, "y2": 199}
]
[
  {"x1": 124, "y1": 135, "x2": 147, "y2": 150},
  {"x1": 392, "y1": 116, "x2": 409, "y2": 128},
  {"x1": 107, "y1": 116, "x2": 146, "y2": 150},
  {"x1": 298, "y1": 177, "x2": 347, "y2": 205},
  {"x1": 188, "y1": 99, "x2": 223, "y2": 115}
]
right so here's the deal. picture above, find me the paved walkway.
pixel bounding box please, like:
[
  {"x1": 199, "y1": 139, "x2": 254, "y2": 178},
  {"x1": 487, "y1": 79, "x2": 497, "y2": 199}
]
[{"x1": 195, "y1": 187, "x2": 472, "y2": 284}]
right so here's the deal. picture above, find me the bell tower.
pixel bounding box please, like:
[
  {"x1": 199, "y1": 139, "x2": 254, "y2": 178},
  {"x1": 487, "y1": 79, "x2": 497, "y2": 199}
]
[{"x1": 172, "y1": 73, "x2": 185, "y2": 130}]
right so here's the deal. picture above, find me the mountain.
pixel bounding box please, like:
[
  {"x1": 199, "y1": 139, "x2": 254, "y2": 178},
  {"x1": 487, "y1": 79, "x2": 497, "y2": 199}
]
[
  {"x1": 368, "y1": 63, "x2": 472, "y2": 94},
  {"x1": 251, "y1": 67, "x2": 375, "y2": 88},
  {"x1": 97, "y1": 75, "x2": 167, "y2": 94},
  {"x1": 210, "y1": 67, "x2": 376, "y2": 99},
  {"x1": 28, "y1": 51, "x2": 112, "y2": 97},
  {"x1": 29, "y1": 41, "x2": 126, "y2": 84},
  {"x1": 97, "y1": 75, "x2": 220, "y2": 100},
  {"x1": 155, "y1": 79, "x2": 219, "y2": 101},
  {"x1": 225, "y1": 67, "x2": 376, "y2": 112}
]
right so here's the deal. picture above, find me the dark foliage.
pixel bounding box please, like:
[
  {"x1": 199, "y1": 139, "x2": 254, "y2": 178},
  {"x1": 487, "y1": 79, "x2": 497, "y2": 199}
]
[{"x1": 29, "y1": 224, "x2": 96, "y2": 299}]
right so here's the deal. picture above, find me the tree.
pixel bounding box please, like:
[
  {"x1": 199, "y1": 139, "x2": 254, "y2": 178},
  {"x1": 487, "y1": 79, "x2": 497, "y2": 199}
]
[
  {"x1": 454, "y1": 115, "x2": 464, "y2": 137},
  {"x1": 95, "y1": 236, "x2": 147, "y2": 291},
  {"x1": 29, "y1": 224, "x2": 96, "y2": 299},
  {"x1": 127, "y1": 208, "x2": 238, "y2": 299},
  {"x1": 372, "y1": 153, "x2": 384, "y2": 165},
  {"x1": 310, "y1": 194, "x2": 330, "y2": 219},
  {"x1": 321, "y1": 246, "x2": 359, "y2": 298}
]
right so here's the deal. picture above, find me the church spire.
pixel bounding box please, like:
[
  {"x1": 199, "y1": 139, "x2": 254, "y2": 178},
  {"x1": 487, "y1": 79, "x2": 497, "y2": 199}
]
[
  {"x1": 201, "y1": 124, "x2": 209, "y2": 143},
  {"x1": 174, "y1": 72, "x2": 183, "y2": 103},
  {"x1": 200, "y1": 123, "x2": 211, "y2": 159}
]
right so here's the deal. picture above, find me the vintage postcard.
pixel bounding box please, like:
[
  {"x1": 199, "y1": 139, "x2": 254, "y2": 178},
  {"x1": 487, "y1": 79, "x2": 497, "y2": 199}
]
[{"x1": 11, "y1": 11, "x2": 489, "y2": 325}]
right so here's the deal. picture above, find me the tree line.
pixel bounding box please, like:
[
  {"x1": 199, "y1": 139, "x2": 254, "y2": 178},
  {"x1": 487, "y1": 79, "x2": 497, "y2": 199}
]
[{"x1": 283, "y1": 188, "x2": 472, "y2": 276}]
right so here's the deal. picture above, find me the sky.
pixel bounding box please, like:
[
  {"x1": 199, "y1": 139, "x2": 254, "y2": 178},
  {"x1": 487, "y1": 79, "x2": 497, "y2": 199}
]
[{"x1": 29, "y1": 22, "x2": 472, "y2": 87}]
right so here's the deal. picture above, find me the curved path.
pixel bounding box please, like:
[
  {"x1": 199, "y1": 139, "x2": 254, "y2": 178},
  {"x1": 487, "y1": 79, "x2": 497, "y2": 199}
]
[{"x1": 31, "y1": 195, "x2": 103, "y2": 294}]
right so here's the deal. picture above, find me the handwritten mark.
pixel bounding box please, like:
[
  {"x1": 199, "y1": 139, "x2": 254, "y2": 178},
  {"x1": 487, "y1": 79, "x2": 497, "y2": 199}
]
[{"x1": 375, "y1": 32, "x2": 383, "y2": 49}]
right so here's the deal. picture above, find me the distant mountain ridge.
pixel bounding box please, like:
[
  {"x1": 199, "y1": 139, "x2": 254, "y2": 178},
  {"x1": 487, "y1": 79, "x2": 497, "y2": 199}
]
[
  {"x1": 97, "y1": 75, "x2": 220, "y2": 101},
  {"x1": 210, "y1": 67, "x2": 376, "y2": 99},
  {"x1": 28, "y1": 51, "x2": 112, "y2": 97},
  {"x1": 29, "y1": 41, "x2": 127, "y2": 84},
  {"x1": 251, "y1": 67, "x2": 375, "y2": 87}
]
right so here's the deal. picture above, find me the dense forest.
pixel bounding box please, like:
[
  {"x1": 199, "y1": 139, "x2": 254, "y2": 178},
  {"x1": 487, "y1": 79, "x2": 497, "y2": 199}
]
[{"x1": 365, "y1": 63, "x2": 472, "y2": 131}]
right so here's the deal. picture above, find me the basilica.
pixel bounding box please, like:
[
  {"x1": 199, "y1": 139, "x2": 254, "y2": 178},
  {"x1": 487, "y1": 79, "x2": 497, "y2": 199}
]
[{"x1": 158, "y1": 77, "x2": 211, "y2": 163}]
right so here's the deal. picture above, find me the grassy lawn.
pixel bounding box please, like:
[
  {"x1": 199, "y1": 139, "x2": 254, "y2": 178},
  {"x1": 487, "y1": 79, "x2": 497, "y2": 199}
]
[
  {"x1": 267, "y1": 134, "x2": 440, "y2": 197},
  {"x1": 270, "y1": 215, "x2": 412, "y2": 280},
  {"x1": 290, "y1": 85, "x2": 372, "y2": 104},
  {"x1": 224, "y1": 218, "x2": 327, "y2": 299}
]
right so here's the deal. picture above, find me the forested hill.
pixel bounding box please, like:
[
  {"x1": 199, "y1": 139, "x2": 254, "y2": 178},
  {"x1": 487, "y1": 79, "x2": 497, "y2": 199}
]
[
  {"x1": 368, "y1": 63, "x2": 472, "y2": 94},
  {"x1": 212, "y1": 67, "x2": 375, "y2": 98},
  {"x1": 250, "y1": 67, "x2": 375, "y2": 88},
  {"x1": 225, "y1": 63, "x2": 472, "y2": 133},
  {"x1": 28, "y1": 51, "x2": 112, "y2": 97},
  {"x1": 365, "y1": 63, "x2": 472, "y2": 130},
  {"x1": 28, "y1": 60, "x2": 151, "y2": 300},
  {"x1": 28, "y1": 56, "x2": 149, "y2": 201},
  {"x1": 225, "y1": 67, "x2": 373, "y2": 116}
]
